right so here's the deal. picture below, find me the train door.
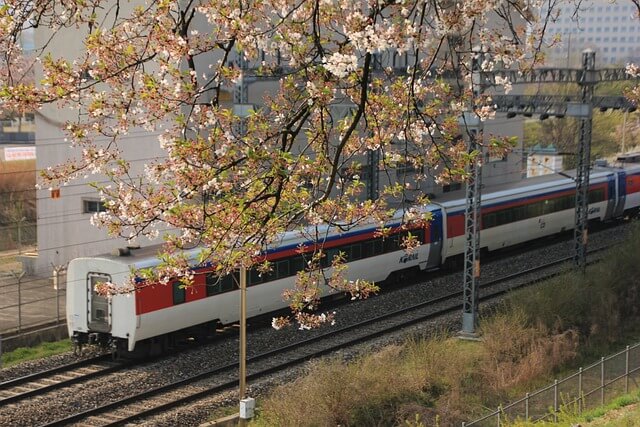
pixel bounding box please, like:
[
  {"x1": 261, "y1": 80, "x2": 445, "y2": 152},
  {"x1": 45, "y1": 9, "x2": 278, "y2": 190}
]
[
  {"x1": 425, "y1": 209, "x2": 443, "y2": 269},
  {"x1": 87, "y1": 273, "x2": 112, "y2": 332},
  {"x1": 613, "y1": 171, "x2": 627, "y2": 218}
]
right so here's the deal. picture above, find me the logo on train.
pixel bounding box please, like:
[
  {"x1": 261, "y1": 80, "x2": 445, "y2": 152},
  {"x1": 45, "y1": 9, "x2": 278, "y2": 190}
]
[{"x1": 399, "y1": 253, "x2": 419, "y2": 263}]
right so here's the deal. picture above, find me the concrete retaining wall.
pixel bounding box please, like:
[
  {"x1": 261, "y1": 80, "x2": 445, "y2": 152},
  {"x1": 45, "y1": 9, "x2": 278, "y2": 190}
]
[{"x1": 1, "y1": 324, "x2": 68, "y2": 353}]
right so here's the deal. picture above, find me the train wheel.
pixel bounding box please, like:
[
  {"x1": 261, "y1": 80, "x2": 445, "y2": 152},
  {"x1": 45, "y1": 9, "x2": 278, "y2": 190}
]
[{"x1": 72, "y1": 341, "x2": 83, "y2": 357}]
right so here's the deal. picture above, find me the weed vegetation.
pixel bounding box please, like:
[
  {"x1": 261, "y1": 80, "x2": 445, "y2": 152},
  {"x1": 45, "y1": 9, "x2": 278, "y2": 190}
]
[{"x1": 253, "y1": 223, "x2": 640, "y2": 426}]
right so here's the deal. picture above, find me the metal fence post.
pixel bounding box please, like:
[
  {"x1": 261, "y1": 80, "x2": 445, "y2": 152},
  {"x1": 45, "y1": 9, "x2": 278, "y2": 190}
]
[
  {"x1": 497, "y1": 405, "x2": 501, "y2": 427},
  {"x1": 601, "y1": 357, "x2": 605, "y2": 405},
  {"x1": 12, "y1": 270, "x2": 26, "y2": 332},
  {"x1": 578, "y1": 367, "x2": 583, "y2": 414},
  {"x1": 0, "y1": 334, "x2": 3, "y2": 368},
  {"x1": 53, "y1": 265, "x2": 65, "y2": 323},
  {"x1": 18, "y1": 278, "x2": 22, "y2": 332},
  {"x1": 525, "y1": 392, "x2": 529, "y2": 421},
  {"x1": 554, "y1": 379, "x2": 559, "y2": 422},
  {"x1": 56, "y1": 283, "x2": 60, "y2": 323},
  {"x1": 625, "y1": 345, "x2": 630, "y2": 394}
]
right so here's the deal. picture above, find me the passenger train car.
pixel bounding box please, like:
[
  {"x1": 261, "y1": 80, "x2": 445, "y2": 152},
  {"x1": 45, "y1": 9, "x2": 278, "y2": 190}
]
[{"x1": 67, "y1": 161, "x2": 640, "y2": 355}]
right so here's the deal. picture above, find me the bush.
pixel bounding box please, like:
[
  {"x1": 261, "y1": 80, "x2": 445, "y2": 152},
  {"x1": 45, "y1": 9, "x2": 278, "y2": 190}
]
[{"x1": 255, "y1": 223, "x2": 640, "y2": 426}]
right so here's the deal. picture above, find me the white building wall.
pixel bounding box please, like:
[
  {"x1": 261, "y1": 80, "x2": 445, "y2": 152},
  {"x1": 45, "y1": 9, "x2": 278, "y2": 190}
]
[{"x1": 34, "y1": 2, "x2": 167, "y2": 274}]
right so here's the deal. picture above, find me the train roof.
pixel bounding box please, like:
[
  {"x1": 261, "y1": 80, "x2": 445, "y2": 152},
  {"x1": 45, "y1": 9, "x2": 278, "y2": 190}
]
[
  {"x1": 76, "y1": 204, "x2": 442, "y2": 270},
  {"x1": 432, "y1": 162, "x2": 637, "y2": 208},
  {"x1": 74, "y1": 162, "x2": 640, "y2": 270}
]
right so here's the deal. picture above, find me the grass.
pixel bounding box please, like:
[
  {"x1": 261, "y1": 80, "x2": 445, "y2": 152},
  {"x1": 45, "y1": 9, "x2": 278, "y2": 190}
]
[
  {"x1": 249, "y1": 222, "x2": 640, "y2": 426},
  {"x1": 507, "y1": 391, "x2": 640, "y2": 426},
  {"x1": 1, "y1": 340, "x2": 72, "y2": 368}
]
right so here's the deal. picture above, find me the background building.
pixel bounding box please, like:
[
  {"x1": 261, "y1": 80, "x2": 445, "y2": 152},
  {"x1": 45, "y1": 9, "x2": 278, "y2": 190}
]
[{"x1": 541, "y1": 0, "x2": 640, "y2": 67}]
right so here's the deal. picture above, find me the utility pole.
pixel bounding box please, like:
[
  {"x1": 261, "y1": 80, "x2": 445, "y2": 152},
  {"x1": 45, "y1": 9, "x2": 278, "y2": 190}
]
[
  {"x1": 573, "y1": 50, "x2": 596, "y2": 271},
  {"x1": 233, "y1": 52, "x2": 255, "y2": 424}
]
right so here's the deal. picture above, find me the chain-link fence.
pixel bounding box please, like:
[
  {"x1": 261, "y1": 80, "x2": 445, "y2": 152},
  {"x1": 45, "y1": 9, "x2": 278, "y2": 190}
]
[
  {"x1": 0, "y1": 265, "x2": 66, "y2": 334},
  {"x1": 464, "y1": 343, "x2": 640, "y2": 426},
  {"x1": 0, "y1": 220, "x2": 37, "y2": 253}
]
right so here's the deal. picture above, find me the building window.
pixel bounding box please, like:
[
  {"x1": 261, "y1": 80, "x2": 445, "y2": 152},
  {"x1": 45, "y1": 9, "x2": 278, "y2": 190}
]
[
  {"x1": 396, "y1": 161, "x2": 423, "y2": 176},
  {"x1": 83, "y1": 199, "x2": 107, "y2": 213}
]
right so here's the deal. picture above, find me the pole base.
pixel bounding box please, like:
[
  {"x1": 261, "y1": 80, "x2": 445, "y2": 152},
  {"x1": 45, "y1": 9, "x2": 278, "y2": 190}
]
[{"x1": 457, "y1": 330, "x2": 482, "y2": 341}]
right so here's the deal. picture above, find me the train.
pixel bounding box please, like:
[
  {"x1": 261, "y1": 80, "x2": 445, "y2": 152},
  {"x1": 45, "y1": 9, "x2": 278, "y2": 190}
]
[{"x1": 67, "y1": 158, "x2": 640, "y2": 356}]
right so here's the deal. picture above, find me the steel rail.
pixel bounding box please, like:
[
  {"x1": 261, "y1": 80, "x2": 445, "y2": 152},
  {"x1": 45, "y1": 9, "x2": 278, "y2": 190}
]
[{"x1": 43, "y1": 244, "x2": 614, "y2": 426}]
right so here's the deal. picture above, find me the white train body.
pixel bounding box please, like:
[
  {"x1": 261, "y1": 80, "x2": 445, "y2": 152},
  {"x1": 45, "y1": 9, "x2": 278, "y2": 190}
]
[{"x1": 67, "y1": 162, "x2": 640, "y2": 354}]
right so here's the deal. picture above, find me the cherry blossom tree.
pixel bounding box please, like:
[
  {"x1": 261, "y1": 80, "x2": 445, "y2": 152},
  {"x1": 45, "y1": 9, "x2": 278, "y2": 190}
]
[{"x1": 1, "y1": 0, "x2": 637, "y2": 328}]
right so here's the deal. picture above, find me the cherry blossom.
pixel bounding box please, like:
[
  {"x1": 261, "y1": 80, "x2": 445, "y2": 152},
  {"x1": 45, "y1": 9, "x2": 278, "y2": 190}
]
[{"x1": 2, "y1": 0, "x2": 638, "y2": 329}]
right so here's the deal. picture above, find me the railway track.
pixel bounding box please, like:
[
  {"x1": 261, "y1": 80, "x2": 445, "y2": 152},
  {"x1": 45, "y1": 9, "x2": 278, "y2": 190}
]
[
  {"x1": 0, "y1": 354, "x2": 122, "y2": 406},
  {"x1": 41, "y1": 246, "x2": 612, "y2": 427}
]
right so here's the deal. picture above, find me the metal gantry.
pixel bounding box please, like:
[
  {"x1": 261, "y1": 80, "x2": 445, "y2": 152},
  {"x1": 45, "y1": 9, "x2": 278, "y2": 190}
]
[
  {"x1": 482, "y1": 50, "x2": 637, "y2": 270},
  {"x1": 460, "y1": 49, "x2": 638, "y2": 333}
]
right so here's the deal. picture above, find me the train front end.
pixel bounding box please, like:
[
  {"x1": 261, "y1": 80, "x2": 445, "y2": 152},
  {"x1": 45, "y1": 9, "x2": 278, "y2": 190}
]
[{"x1": 66, "y1": 256, "x2": 136, "y2": 354}]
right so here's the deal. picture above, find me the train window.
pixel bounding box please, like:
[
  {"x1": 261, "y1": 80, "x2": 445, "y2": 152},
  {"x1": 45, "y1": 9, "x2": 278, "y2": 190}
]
[
  {"x1": 566, "y1": 196, "x2": 575, "y2": 210},
  {"x1": 383, "y1": 235, "x2": 400, "y2": 252},
  {"x1": 482, "y1": 212, "x2": 496, "y2": 229},
  {"x1": 350, "y1": 243, "x2": 362, "y2": 260},
  {"x1": 290, "y1": 255, "x2": 306, "y2": 273},
  {"x1": 374, "y1": 239, "x2": 383, "y2": 255},
  {"x1": 173, "y1": 281, "x2": 186, "y2": 305},
  {"x1": 362, "y1": 240, "x2": 373, "y2": 258},
  {"x1": 496, "y1": 211, "x2": 507, "y2": 226},
  {"x1": 362, "y1": 238, "x2": 383, "y2": 258},
  {"x1": 277, "y1": 260, "x2": 290, "y2": 279},
  {"x1": 326, "y1": 247, "x2": 343, "y2": 265},
  {"x1": 223, "y1": 273, "x2": 238, "y2": 292},
  {"x1": 205, "y1": 272, "x2": 238, "y2": 296},
  {"x1": 589, "y1": 188, "x2": 605, "y2": 203},
  {"x1": 248, "y1": 269, "x2": 263, "y2": 286},
  {"x1": 205, "y1": 273, "x2": 219, "y2": 296},
  {"x1": 528, "y1": 202, "x2": 543, "y2": 217}
]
